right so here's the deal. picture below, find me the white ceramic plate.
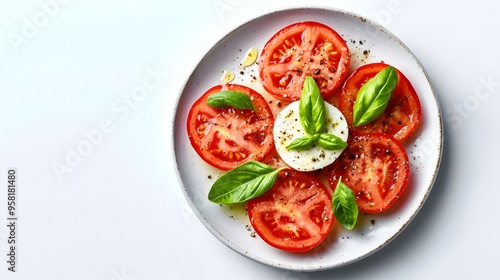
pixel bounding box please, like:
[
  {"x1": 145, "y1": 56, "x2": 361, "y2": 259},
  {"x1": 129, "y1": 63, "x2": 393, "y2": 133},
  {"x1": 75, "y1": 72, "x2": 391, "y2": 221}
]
[{"x1": 172, "y1": 7, "x2": 442, "y2": 271}]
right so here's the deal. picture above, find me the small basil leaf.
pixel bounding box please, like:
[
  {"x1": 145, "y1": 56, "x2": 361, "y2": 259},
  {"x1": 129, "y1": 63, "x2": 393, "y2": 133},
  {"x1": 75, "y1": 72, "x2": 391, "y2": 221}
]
[
  {"x1": 286, "y1": 134, "x2": 320, "y2": 150},
  {"x1": 206, "y1": 90, "x2": 256, "y2": 111},
  {"x1": 317, "y1": 133, "x2": 347, "y2": 150},
  {"x1": 353, "y1": 66, "x2": 398, "y2": 127},
  {"x1": 332, "y1": 179, "x2": 359, "y2": 230},
  {"x1": 299, "y1": 76, "x2": 325, "y2": 135},
  {"x1": 208, "y1": 161, "x2": 284, "y2": 204}
]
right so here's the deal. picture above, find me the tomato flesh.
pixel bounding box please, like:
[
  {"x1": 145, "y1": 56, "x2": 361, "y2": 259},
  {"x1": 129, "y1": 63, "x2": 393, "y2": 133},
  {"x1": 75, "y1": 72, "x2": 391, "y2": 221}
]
[
  {"x1": 327, "y1": 134, "x2": 410, "y2": 213},
  {"x1": 259, "y1": 21, "x2": 350, "y2": 101},
  {"x1": 187, "y1": 84, "x2": 274, "y2": 170},
  {"x1": 248, "y1": 169, "x2": 334, "y2": 252},
  {"x1": 339, "y1": 63, "x2": 422, "y2": 142}
]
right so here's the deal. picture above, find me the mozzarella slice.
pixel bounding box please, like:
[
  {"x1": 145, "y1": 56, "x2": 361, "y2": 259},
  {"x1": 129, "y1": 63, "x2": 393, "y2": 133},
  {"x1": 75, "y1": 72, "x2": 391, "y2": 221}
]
[{"x1": 273, "y1": 101, "x2": 348, "y2": 171}]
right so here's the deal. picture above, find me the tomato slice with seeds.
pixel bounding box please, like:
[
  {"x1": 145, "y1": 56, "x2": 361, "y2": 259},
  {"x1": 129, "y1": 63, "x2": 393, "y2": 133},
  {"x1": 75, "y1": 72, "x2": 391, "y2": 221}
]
[
  {"x1": 259, "y1": 21, "x2": 351, "y2": 101},
  {"x1": 339, "y1": 63, "x2": 422, "y2": 142},
  {"x1": 248, "y1": 169, "x2": 335, "y2": 252},
  {"x1": 186, "y1": 84, "x2": 274, "y2": 170},
  {"x1": 327, "y1": 134, "x2": 410, "y2": 213}
]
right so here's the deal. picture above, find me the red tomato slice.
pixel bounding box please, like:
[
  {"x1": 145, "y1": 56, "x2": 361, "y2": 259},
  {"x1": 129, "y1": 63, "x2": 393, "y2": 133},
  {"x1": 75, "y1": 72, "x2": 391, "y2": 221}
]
[
  {"x1": 339, "y1": 63, "x2": 422, "y2": 142},
  {"x1": 248, "y1": 169, "x2": 335, "y2": 252},
  {"x1": 327, "y1": 134, "x2": 410, "y2": 213},
  {"x1": 186, "y1": 84, "x2": 274, "y2": 170},
  {"x1": 259, "y1": 21, "x2": 351, "y2": 101}
]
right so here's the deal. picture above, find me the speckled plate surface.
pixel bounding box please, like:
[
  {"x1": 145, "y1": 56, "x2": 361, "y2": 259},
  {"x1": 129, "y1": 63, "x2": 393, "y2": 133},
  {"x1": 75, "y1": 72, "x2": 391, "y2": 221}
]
[{"x1": 172, "y1": 6, "x2": 442, "y2": 271}]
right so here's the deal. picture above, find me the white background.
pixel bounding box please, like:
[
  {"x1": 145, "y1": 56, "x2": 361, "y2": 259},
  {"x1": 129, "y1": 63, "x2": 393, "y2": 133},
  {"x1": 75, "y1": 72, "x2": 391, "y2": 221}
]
[{"x1": 0, "y1": 0, "x2": 499, "y2": 279}]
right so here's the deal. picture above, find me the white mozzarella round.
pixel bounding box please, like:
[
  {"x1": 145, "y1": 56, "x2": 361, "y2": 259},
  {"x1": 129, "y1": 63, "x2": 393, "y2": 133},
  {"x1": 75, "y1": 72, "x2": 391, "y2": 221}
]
[{"x1": 273, "y1": 101, "x2": 349, "y2": 172}]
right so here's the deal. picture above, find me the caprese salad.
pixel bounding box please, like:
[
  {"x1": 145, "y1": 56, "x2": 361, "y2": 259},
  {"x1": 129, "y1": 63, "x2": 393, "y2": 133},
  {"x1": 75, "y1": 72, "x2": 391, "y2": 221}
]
[{"x1": 186, "y1": 21, "x2": 422, "y2": 252}]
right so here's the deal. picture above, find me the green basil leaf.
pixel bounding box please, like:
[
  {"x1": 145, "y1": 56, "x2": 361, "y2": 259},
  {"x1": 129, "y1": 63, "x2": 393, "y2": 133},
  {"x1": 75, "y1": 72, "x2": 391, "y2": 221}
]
[
  {"x1": 208, "y1": 161, "x2": 284, "y2": 204},
  {"x1": 353, "y1": 66, "x2": 398, "y2": 127},
  {"x1": 332, "y1": 179, "x2": 358, "y2": 230},
  {"x1": 299, "y1": 76, "x2": 325, "y2": 135},
  {"x1": 317, "y1": 133, "x2": 347, "y2": 150},
  {"x1": 206, "y1": 90, "x2": 256, "y2": 111},
  {"x1": 286, "y1": 134, "x2": 320, "y2": 150}
]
